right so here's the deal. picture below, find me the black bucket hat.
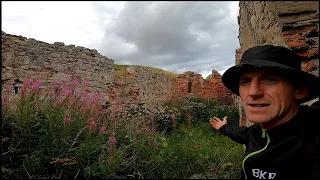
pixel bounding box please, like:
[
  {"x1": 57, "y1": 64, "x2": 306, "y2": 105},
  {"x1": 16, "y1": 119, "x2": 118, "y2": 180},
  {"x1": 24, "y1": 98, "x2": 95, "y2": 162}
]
[{"x1": 222, "y1": 45, "x2": 319, "y2": 103}]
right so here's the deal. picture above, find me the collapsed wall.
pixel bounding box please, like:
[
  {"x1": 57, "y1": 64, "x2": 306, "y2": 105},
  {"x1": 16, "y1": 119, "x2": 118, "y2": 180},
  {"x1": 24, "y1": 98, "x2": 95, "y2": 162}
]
[
  {"x1": 236, "y1": 1, "x2": 319, "y2": 127},
  {"x1": 173, "y1": 70, "x2": 233, "y2": 105}
]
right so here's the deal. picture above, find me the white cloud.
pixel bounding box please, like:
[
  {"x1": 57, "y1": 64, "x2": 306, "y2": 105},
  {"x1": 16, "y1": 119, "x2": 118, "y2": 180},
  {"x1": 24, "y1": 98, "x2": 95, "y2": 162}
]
[
  {"x1": 2, "y1": 1, "x2": 123, "y2": 49},
  {"x1": 2, "y1": 1, "x2": 239, "y2": 77}
]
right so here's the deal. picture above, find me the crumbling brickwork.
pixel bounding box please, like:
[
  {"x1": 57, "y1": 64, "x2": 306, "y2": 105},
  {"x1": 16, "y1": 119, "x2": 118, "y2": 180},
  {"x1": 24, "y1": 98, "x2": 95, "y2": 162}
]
[
  {"x1": 236, "y1": 1, "x2": 319, "y2": 127},
  {"x1": 173, "y1": 70, "x2": 234, "y2": 105}
]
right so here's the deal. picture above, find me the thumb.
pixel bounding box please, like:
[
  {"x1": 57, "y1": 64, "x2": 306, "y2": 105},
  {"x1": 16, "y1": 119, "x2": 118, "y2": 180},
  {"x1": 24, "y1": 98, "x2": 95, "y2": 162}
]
[{"x1": 223, "y1": 116, "x2": 228, "y2": 124}]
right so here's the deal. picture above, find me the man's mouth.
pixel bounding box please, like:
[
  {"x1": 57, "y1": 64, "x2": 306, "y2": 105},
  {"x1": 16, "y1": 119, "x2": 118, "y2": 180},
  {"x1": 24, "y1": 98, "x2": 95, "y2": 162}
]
[{"x1": 248, "y1": 104, "x2": 270, "y2": 108}]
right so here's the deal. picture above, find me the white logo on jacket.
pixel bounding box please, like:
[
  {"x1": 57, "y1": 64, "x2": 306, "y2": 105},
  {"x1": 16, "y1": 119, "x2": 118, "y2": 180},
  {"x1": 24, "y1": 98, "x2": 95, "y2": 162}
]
[{"x1": 252, "y1": 169, "x2": 276, "y2": 179}]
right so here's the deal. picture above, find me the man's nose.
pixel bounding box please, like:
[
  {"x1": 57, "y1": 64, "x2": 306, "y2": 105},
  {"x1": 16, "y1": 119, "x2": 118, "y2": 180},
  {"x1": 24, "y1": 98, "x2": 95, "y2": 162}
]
[{"x1": 248, "y1": 80, "x2": 264, "y2": 97}]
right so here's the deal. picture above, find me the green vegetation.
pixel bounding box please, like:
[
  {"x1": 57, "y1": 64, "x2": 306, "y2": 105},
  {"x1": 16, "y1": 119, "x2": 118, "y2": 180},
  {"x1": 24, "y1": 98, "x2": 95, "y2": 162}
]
[
  {"x1": 144, "y1": 66, "x2": 179, "y2": 79},
  {"x1": 114, "y1": 64, "x2": 179, "y2": 79},
  {"x1": 1, "y1": 78, "x2": 243, "y2": 179},
  {"x1": 114, "y1": 64, "x2": 130, "y2": 79}
]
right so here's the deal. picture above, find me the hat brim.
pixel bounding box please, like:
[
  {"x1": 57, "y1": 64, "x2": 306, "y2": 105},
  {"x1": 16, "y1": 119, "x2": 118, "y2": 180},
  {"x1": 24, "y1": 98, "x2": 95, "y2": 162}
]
[{"x1": 222, "y1": 60, "x2": 319, "y2": 103}]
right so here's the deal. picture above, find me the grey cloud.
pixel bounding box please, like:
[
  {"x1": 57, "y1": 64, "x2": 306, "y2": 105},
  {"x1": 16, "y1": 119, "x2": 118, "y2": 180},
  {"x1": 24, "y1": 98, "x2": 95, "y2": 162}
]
[{"x1": 96, "y1": 1, "x2": 240, "y2": 75}]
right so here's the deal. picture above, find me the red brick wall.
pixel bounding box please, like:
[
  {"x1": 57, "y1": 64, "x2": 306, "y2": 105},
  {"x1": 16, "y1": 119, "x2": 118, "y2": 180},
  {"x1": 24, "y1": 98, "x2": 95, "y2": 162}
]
[{"x1": 173, "y1": 70, "x2": 234, "y2": 105}]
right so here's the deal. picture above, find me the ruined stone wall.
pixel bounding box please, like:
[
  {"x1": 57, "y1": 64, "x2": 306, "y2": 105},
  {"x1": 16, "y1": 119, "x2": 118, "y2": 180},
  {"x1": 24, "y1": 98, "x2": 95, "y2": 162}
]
[
  {"x1": 1, "y1": 31, "x2": 115, "y2": 102},
  {"x1": 133, "y1": 66, "x2": 176, "y2": 104},
  {"x1": 1, "y1": 31, "x2": 234, "y2": 110},
  {"x1": 1, "y1": 31, "x2": 180, "y2": 109},
  {"x1": 236, "y1": 1, "x2": 319, "y2": 127},
  {"x1": 108, "y1": 65, "x2": 176, "y2": 107}
]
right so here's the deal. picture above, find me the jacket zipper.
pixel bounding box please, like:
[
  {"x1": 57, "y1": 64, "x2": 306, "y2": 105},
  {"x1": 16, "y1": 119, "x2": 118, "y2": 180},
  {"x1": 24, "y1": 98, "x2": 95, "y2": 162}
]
[{"x1": 242, "y1": 128, "x2": 270, "y2": 179}]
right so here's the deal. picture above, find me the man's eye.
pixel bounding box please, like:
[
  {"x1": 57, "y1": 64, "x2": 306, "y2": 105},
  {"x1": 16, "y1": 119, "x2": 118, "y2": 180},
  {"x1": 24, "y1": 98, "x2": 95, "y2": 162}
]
[
  {"x1": 267, "y1": 77, "x2": 278, "y2": 83},
  {"x1": 239, "y1": 79, "x2": 250, "y2": 85}
]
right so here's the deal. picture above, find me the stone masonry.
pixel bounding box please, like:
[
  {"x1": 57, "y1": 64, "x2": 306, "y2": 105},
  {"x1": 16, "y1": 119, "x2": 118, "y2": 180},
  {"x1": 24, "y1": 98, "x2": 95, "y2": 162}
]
[
  {"x1": 1, "y1": 31, "x2": 233, "y2": 110},
  {"x1": 109, "y1": 65, "x2": 177, "y2": 108},
  {"x1": 236, "y1": 1, "x2": 319, "y2": 127},
  {"x1": 1, "y1": 31, "x2": 115, "y2": 101}
]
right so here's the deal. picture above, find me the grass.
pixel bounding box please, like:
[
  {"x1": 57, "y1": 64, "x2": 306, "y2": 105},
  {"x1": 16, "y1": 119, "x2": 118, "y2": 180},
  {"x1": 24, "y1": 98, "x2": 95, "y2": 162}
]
[
  {"x1": 144, "y1": 66, "x2": 179, "y2": 79},
  {"x1": 114, "y1": 64, "x2": 179, "y2": 79},
  {"x1": 114, "y1": 64, "x2": 130, "y2": 80},
  {"x1": 1, "y1": 78, "x2": 243, "y2": 179},
  {"x1": 153, "y1": 123, "x2": 243, "y2": 179}
]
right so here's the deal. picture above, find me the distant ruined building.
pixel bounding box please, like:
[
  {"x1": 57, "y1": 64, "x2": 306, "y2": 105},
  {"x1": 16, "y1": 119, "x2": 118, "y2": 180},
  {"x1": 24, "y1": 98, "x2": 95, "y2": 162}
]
[{"x1": 236, "y1": 1, "x2": 319, "y2": 127}]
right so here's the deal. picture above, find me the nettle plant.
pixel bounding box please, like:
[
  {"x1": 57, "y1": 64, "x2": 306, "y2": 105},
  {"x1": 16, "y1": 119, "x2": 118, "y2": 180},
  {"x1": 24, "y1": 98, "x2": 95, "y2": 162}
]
[
  {"x1": 125, "y1": 102, "x2": 182, "y2": 134},
  {"x1": 182, "y1": 101, "x2": 210, "y2": 124},
  {"x1": 153, "y1": 105, "x2": 181, "y2": 134},
  {"x1": 164, "y1": 96, "x2": 239, "y2": 127}
]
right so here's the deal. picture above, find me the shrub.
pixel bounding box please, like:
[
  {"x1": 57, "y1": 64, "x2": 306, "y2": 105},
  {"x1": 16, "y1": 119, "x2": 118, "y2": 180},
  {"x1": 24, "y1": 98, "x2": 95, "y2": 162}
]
[
  {"x1": 164, "y1": 96, "x2": 239, "y2": 127},
  {"x1": 153, "y1": 105, "x2": 181, "y2": 134}
]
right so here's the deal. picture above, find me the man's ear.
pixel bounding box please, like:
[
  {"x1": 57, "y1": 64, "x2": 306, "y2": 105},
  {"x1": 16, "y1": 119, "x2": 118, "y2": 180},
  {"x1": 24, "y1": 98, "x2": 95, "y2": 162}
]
[{"x1": 295, "y1": 83, "x2": 310, "y2": 100}]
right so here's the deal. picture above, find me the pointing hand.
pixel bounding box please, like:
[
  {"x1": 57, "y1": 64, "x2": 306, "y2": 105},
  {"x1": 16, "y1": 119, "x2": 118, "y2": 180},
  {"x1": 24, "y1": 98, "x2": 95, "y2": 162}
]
[{"x1": 209, "y1": 116, "x2": 227, "y2": 130}]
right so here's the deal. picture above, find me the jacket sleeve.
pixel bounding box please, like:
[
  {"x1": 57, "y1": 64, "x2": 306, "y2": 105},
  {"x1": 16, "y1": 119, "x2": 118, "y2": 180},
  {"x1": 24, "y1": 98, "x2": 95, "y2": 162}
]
[{"x1": 218, "y1": 124, "x2": 250, "y2": 144}]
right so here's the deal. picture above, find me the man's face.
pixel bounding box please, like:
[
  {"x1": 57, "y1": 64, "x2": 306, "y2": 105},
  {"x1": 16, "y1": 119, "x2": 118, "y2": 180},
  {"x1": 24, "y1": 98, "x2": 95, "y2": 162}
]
[{"x1": 239, "y1": 69, "x2": 303, "y2": 127}]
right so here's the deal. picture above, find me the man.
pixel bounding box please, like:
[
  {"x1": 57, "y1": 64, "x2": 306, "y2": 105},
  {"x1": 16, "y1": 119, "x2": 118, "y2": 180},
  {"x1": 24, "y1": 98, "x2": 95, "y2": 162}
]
[{"x1": 209, "y1": 45, "x2": 319, "y2": 179}]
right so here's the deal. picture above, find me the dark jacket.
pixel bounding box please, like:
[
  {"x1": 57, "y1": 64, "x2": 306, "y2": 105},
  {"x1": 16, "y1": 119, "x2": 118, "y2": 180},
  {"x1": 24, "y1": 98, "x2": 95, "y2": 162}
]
[{"x1": 219, "y1": 103, "x2": 320, "y2": 179}]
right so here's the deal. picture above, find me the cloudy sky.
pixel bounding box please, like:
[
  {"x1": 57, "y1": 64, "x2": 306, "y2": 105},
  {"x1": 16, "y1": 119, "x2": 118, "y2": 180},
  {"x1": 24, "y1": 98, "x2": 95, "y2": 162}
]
[{"x1": 2, "y1": 1, "x2": 239, "y2": 78}]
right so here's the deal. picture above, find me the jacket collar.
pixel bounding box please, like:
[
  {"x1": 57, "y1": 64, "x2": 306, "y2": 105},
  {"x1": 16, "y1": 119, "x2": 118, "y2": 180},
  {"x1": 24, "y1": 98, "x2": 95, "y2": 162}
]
[{"x1": 257, "y1": 106, "x2": 307, "y2": 138}]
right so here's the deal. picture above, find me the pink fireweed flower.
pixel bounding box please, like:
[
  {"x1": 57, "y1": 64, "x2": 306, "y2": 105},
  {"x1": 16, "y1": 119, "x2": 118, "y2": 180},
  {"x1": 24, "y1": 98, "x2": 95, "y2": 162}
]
[
  {"x1": 20, "y1": 86, "x2": 28, "y2": 97},
  {"x1": 82, "y1": 96, "x2": 89, "y2": 103},
  {"x1": 23, "y1": 79, "x2": 32, "y2": 86},
  {"x1": 92, "y1": 92, "x2": 102, "y2": 103},
  {"x1": 88, "y1": 118, "x2": 97, "y2": 130},
  {"x1": 62, "y1": 88, "x2": 73, "y2": 95},
  {"x1": 136, "y1": 129, "x2": 142, "y2": 135},
  {"x1": 2, "y1": 99, "x2": 6, "y2": 106},
  {"x1": 52, "y1": 95, "x2": 63, "y2": 107},
  {"x1": 90, "y1": 121, "x2": 97, "y2": 128},
  {"x1": 55, "y1": 80, "x2": 61, "y2": 85},
  {"x1": 72, "y1": 79, "x2": 79, "y2": 87},
  {"x1": 64, "y1": 117, "x2": 72, "y2": 123},
  {"x1": 31, "y1": 81, "x2": 42, "y2": 89},
  {"x1": 108, "y1": 136, "x2": 118, "y2": 145},
  {"x1": 171, "y1": 114, "x2": 176, "y2": 120},
  {"x1": 99, "y1": 126, "x2": 106, "y2": 134},
  {"x1": 7, "y1": 85, "x2": 13, "y2": 91}
]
